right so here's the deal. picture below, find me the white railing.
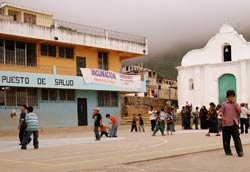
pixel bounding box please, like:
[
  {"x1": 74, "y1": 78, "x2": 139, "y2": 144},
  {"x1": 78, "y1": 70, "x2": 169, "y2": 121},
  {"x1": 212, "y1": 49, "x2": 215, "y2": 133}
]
[{"x1": 53, "y1": 19, "x2": 146, "y2": 45}]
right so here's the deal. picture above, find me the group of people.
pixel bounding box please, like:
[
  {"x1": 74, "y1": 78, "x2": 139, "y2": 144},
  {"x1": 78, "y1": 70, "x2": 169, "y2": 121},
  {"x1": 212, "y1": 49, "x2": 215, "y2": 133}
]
[
  {"x1": 92, "y1": 108, "x2": 119, "y2": 141},
  {"x1": 130, "y1": 106, "x2": 176, "y2": 136},
  {"x1": 18, "y1": 105, "x2": 39, "y2": 150},
  {"x1": 149, "y1": 106, "x2": 176, "y2": 136},
  {"x1": 184, "y1": 90, "x2": 245, "y2": 157},
  {"x1": 182, "y1": 100, "x2": 250, "y2": 137}
]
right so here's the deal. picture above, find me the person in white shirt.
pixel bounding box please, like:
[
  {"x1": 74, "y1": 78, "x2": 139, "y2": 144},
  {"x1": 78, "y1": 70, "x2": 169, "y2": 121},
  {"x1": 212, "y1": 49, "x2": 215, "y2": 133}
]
[
  {"x1": 160, "y1": 108, "x2": 166, "y2": 131},
  {"x1": 149, "y1": 106, "x2": 156, "y2": 131},
  {"x1": 240, "y1": 103, "x2": 249, "y2": 134}
]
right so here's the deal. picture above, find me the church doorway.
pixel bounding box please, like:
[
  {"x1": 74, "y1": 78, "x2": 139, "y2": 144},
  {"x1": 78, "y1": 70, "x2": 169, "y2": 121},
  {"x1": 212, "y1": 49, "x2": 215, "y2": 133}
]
[{"x1": 218, "y1": 74, "x2": 236, "y2": 104}]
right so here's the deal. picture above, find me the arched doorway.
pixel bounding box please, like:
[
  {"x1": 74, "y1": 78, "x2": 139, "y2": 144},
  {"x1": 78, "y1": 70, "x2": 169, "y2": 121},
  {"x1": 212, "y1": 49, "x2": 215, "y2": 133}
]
[{"x1": 218, "y1": 74, "x2": 236, "y2": 104}]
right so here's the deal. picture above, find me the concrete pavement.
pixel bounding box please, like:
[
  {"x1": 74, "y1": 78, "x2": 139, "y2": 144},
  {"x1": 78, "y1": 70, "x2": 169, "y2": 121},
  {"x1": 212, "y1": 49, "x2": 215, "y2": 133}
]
[{"x1": 0, "y1": 126, "x2": 249, "y2": 172}]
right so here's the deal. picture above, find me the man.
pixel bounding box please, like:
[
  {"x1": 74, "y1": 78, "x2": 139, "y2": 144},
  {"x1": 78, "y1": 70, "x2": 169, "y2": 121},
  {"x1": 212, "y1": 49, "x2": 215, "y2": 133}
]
[
  {"x1": 170, "y1": 108, "x2": 176, "y2": 132},
  {"x1": 193, "y1": 107, "x2": 199, "y2": 130},
  {"x1": 106, "y1": 114, "x2": 118, "y2": 137},
  {"x1": 18, "y1": 105, "x2": 27, "y2": 145},
  {"x1": 221, "y1": 90, "x2": 244, "y2": 157},
  {"x1": 149, "y1": 106, "x2": 156, "y2": 131},
  {"x1": 92, "y1": 108, "x2": 102, "y2": 141},
  {"x1": 21, "y1": 106, "x2": 39, "y2": 150},
  {"x1": 240, "y1": 103, "x2": 249, "y2": 134},
  {"x1": 181, "y1": 106, "x2": 186, "y2": 129}
]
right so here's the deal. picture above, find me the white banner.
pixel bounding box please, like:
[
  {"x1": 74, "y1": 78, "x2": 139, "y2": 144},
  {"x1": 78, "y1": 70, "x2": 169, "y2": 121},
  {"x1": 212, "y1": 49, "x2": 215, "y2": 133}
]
[{"x1": 81, "y1": 68, "x2": 141, "y2": 89}]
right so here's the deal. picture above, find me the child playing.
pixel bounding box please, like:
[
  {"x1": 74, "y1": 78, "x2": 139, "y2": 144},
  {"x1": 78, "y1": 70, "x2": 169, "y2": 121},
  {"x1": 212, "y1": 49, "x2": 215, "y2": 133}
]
[
  {"x1": 131, "y1": 114, "x2": 138, "y2": 132},
  {"x1": 138, "y1": 114, "x2": 145, "y2": 132},
  {"x1": 21, "y1": 106, "x2": 39, "y2": 150},
  {"x1": 166, "y1": 112, "x2": 174, "y2": 135},
  {"x1": 152, "y1": 111, "x2": 165, "y2": 136},
  {"x1": 99, "y1": 124, "x2": 110, "y2": 137}
]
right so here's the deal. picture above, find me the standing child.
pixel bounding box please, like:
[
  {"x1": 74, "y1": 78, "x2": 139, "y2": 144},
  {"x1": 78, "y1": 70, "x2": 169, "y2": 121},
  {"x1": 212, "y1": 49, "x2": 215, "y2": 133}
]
[
  {"x1": 152, "y1": 112, "x2": 165, "y2": 136},
  {"x1": 166, "y1": 112, "x2": 174, "y2": 135},
  {"x1": 138, "y1": 114, "x2": 145, "y2": 132},
  {"x1": 21, "y1": 106, "x2": 39, "y2": 150},
  {"x1": 221, "y1": 90, "x2": 244, "y2": 157},
  {"x1": 131, "y1": 114, "x2": 138, "y2": 132}
]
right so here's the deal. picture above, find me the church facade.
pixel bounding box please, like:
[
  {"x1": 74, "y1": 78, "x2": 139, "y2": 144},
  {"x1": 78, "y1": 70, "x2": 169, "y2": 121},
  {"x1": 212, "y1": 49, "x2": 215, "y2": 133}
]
[{"x1": 176, "y1": 24, "x2": 250, "y2": 108}]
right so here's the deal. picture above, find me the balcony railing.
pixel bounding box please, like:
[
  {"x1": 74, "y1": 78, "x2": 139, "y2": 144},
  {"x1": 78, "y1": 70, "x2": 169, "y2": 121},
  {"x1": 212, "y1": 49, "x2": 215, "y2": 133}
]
[
  {"x1": 0, "y1": 63, "x2": 76, "y2": 76},
  {"x1": 53, "y1": 19, "x2": 146, "y2": 45}
]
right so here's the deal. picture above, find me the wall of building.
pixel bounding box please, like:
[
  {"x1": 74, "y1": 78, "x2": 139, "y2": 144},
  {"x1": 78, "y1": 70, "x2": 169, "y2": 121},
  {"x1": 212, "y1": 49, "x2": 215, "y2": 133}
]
[
  {"x1": 0, "y1": 89, "x2": 121, "y2": 130},
  {"x1": 177, "y1": 61, "x2": 249, "y2": 108}
]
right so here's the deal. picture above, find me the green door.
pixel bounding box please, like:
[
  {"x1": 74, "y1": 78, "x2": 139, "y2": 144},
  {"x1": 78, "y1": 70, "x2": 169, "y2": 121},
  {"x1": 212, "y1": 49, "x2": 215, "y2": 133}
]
[{"x1": 218, "y1": 74, "x2": 236, "y2": 104}]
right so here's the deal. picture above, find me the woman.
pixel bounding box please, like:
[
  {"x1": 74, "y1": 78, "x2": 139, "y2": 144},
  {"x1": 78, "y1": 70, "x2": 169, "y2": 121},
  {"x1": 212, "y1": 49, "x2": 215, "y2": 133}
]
[{"x1": 206, "y1": 102, "x2": 220, "y2": 136}]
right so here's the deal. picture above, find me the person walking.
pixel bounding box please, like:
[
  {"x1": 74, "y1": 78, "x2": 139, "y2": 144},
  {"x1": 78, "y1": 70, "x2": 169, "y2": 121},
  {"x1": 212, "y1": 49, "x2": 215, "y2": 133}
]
[
  {"x1": 106, "y1": 114, "x2": 118, "y2": 137},
  {"x1": 152, "y1": 111, "x2": 165, "y2": 136},
  {"x1": 131, "y1": 114, "x2": 138, "y2": 132},
  {"x1": 138, "y1": 114, "x2": 145, "y2": 132},
  {"x1": 18, "y1": 104, "x2": 28, "y2": 145},
  {"x1": 240, "y1": 103, "x2": 249, "y2": 134},
  {"x1": 21, "y1": 106, "x2": 39, "y2": 150},
  {"x1": 149, "y1": 106, "x2": 156, "y2": 131},
  {"x1": 92, "y1": 108, "x2": 102, "y2": 141},
  {"x1": 221, "y1": 90, "x2": 244, "y2": 157},
  {"x1": 193, "y1": 107, "x2": 199, "y2": 130}
]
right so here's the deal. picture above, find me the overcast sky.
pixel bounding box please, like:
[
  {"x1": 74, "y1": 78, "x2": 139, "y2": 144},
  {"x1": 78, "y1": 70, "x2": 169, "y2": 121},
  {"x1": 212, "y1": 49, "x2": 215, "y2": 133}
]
[{"x1": 3, "y1": 0, "x2": 250, "y2": 61}]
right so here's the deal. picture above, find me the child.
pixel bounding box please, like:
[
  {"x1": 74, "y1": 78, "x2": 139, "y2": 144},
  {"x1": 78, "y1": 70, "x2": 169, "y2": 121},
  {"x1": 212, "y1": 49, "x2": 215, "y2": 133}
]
[
  {"x1": 99, "y1": 124, "x2": 110, "y2": 137},
  {"x1": 21, "y1": 106, "x2": 39, "y2": 150},
  {"x1": 166, "y1": 112, "x2": 174, "y2": 135},
  {"x1": 138, "y1": 114, "x2": 145, "y2": 132},
  {"x1": 152, "y1": 111, "x2": 165, "y2": 136},
  {"x1": 131, "y1": 114, "x2": 138, "y2": 132},
  {"x1": 221, "y1": 90, "x2": 244, "y2": 157}
]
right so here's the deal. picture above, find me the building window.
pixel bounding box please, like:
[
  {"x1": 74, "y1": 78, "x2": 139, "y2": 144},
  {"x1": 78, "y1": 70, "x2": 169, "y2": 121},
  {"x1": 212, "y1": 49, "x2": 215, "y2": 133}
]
[
  {"x1": 59, "y1": 47, "x2": 74, "y2": 59},
  {"x1": 41, "y1": 44, "x2": 56, "y2": 57},
  {"x1": 24, "y1": 13, "x2": 36, "y2": 24},
  {"x1": 148, "y1": 72, "x2": 152, "y2": 77},
  {"x1": 49, "y1": 89, "x2": 58, "y2": 101},
  {"x1": 98, "y1": 91, "x2": 118, "y2": 107},
  {"x1": 0, "y1": 38, "x2": 37, "y2": 66},
  {"x1": 0, "y1": 87, "x2": 38, "y2": 107},
  {"x1": 189, "y1": 79, "x2": 194, "y2": 90},
  {"x1": 8, "y1": 9, "x2": 21, "y2": 22},
  {"x1": 41, "y1": 89, "x2": 75, "y2": 101},
  {"x1": 5, "y1": 40, "x2": 15, "y2": 65},
  {"x1": 98, "y1": 52, "x2": 108, "y2": 70},
  {"x1": 16, "y1": 41, "x2": 26, "y2": 65},
  {"x1": 223, "y1": 44, "x2": 231, "y2": 62},
  {"x1": 0, "y1": 39, "x2": 4, "y2": 64}
]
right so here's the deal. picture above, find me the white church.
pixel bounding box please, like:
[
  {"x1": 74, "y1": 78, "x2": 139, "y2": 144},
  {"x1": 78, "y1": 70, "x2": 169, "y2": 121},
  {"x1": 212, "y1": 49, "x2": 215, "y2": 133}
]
[{"x1": 176, "y1": 24, "x2": 250, "y2": 108}]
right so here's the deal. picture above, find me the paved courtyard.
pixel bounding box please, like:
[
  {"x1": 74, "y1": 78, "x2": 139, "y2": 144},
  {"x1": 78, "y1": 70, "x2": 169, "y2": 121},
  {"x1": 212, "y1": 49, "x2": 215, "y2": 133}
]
[{"x1": 0, "y1": 126, "x2": 250, "y2": 172}]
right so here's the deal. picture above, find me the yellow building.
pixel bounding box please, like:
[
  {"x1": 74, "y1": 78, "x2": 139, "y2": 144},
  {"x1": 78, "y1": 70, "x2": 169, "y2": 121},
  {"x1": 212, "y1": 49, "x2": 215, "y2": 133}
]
[{"x1": 0, "y1": 3, "x2": 147, "y2": 130}]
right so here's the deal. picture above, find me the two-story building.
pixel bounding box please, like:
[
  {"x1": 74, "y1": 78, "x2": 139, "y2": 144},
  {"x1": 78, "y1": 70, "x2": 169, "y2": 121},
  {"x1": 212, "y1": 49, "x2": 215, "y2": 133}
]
[{"x1": 0, "y1": 3, "x2": 147, "y2": 130}]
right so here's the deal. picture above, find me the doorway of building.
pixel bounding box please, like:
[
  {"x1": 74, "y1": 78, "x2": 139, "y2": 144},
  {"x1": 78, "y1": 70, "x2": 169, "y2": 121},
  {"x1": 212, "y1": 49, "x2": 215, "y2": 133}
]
[
  {"x1": 218, "y1": 74, "x2": 236, "y2": 104},
  {"x1": 76, "y1": 57, "x2": 86, "y2": 76},
  {"x1": 77, "y1": 98, "x2": 88, "y2": 126}
]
